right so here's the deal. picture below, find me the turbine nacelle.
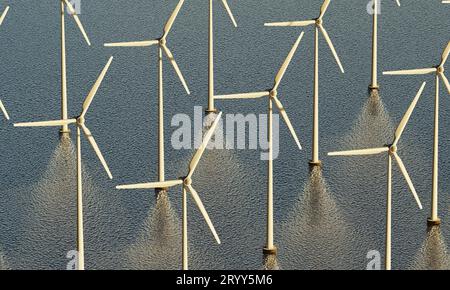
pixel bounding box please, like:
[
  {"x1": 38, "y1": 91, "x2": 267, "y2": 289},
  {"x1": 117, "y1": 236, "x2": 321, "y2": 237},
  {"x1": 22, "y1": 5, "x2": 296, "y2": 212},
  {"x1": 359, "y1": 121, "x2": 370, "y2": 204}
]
[
  {"x1": 183, "y1": 176, "x2": 193, "y2": 187},
  {"x1": 159, "y1": 37, "x2": 167, "y2": 46},
  {"x1": 388, "y1": 144, "x2": 398, "y2": 155},
  {"x1": 76, "y1": 116, "x2": 85, "y2": 126},
  {"x1": 269, "y1": 90, "x2": 278, "y2": 99}
]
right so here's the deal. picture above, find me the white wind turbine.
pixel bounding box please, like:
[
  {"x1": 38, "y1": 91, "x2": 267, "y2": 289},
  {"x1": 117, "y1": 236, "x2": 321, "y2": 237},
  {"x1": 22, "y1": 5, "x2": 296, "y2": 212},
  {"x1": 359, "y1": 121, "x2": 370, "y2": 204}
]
[
  {"x1": 105, "y1": 0, "x2": 190, "y2": 185},
  {"x1": 368, "y1": 0, "x2": 400, "y2": 92},
  {"x1": 57, "y1": 0, "x2": 91, "y2": 134},
  {"x1": 215, "y1": 33, "x2": 304, "y2": 255},
  {"x1": 328, "y1": 82, "x2": 426, "y2": 270},
  {"x1": 0, "y1": 6, "x2": 10, "y2": 120},
  {"x1": 206, "y1": 0, "x2": 238, "y2": 114},
  {"x1": 265, "y1": 0, "x2": 345, "y2": 166},
  {"x1": 116, "y1": 112, "x2": 223, "y2": 270},
  {"x1": 383, "y1": 42, "x2": 450, "y2": 226},
  {"x1": 14, "y1": 57, "x2": 114, "y2": 270}
]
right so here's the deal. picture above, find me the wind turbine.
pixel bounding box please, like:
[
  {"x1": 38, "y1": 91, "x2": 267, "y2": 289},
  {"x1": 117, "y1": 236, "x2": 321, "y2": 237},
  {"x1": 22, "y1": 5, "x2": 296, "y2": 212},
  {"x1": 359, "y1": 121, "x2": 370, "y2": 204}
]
[
  {"x1": 215, "y1": 33, "x2": 304, "y2": 255},
  {"x1": 58, "y1": 0, "x2": 91, "y2": 134},
  {"x1": 368, "y1": 0, "x2": 400, "y2": 92},
  {"x1": 0, "y1": 6, "x2": 10, "y2": 120},
  {"x1": 14, "y1": 57, "x2": 114, "y2": 270},
  {"x1": 383, "y1": 42, "x2": 450, "y2": 226},
  {"x1": 105, "y1": 0, "x2": 190, "y2": 186},
  {"x1": 206, "y1": 0, "x2": 238, "y2": 114},
  {"x1": 328, "y1": 82, "x2": 426, "y2": 270},
  {"x1": 265, "y1": 0, "x2": 345, "y2": 166},
  {"x1": 116, "y1": 112, "x2": 223, "y2": 270}
]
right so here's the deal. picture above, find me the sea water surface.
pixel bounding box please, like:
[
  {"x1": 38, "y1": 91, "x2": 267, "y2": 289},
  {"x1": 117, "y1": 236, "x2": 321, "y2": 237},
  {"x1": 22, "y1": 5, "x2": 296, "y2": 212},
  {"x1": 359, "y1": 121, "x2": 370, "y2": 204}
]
[{"x1": 0, "y1": 0, "x2": 449, "y2": 270}]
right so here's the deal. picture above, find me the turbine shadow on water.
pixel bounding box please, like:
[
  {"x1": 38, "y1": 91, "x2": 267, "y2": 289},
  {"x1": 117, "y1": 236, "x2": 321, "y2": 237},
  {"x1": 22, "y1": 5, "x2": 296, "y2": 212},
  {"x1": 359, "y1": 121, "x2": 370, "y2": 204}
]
[
  {"x1": 12, "y1": 137, "x2": 124, "y2": 269},
  {"x1": 126, "y1": 191, "x2": 193, "y2": 270},
  {"x1": 411, "y1": 226, "x2": 450, "y2": 270},
  {"x1": 329, "y1": 92, "x2": 395, "y2": 248},
  {"x1": 343, "y1": 91, "x2": 395, "y2": 149},
  {"x1": 278, "y1": 167, "x2": 357, "y2": 269},
  {"x1": 164, "y1": 118, "x2": 266, "y2": 270}
]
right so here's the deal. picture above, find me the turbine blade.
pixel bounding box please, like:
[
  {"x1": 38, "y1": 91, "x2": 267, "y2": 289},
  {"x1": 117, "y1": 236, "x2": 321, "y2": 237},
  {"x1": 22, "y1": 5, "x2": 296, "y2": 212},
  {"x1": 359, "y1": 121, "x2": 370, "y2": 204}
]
[
  {"x1": 264, "y1": 20, "x2": 316, "y2": 27},
  {"x1": 187, "y1": 185, "x2": 221, "y2": 244},
  {"x1": 188, "y1": 112, "x2": 223, "y2": 178},
  {"x1": 319, "y1": 0, "x2": 331, "y2": 19},
  {"x1": 0, "y1": 100, "x2": 10, "y2": 120},
  {"x1": 220, "y1": 0, "x2": 238, "y2": 27},
  {"x1": 116, "y1": 180, "x2": 183, "y2": 190},
  {"x1": 272, "y1": 96, "x2": 302, "y2": 150},
  {"x1": 393, "y1": 82, "x2": 426, "y2": 146},
  {"x1": 163, "y1": 0, "x2": 185, "y2": 38},
  {"x1": 328, "y1": 147, "x2": 389, "y2": 156},
  {"x1": 393, "y1": 152, "x2": 423, "y2": 209},
  {"x1": 441, "y1": 41, "x2": 450, "y2": 65},
  {"x1": 14, "y1": 119, "x2": 76, "y2": 127},
  {"x1": 215, "y1": 91, "x2": 269, "y2": 100},
  {"x1": 81, "y1": 124, "x2": 112, "y2": 179},
  {"x1": 395, "y1": 0, "x2": 401, "y2": 6},
  {"x1": 104, "y1": 40, "x2": 159, "y2": 47},
  {"x1": 274, "y1": 32, "x2": 305, "y2": 91},
  {"x1": 63, "y1": 0, "x2": 91, "y2": 46},
  {"x1": 161, "y1": 44, "x2": 191, "y2": 95},
  {"x1": 0, "y1": 6, "x2": 9, "y2": 26},
  {"x1": 319, "y1": 25, "x2": 345, "y2": 73},
  {"x1": 383, "y1": 68, "x2": 436, "y2": 75},
  {"x1": 81, "y1": 57, "x2": 113, "y2": 117},
  {"x1": 440, "y1": 74, "x2": 450, "y2": 95}
]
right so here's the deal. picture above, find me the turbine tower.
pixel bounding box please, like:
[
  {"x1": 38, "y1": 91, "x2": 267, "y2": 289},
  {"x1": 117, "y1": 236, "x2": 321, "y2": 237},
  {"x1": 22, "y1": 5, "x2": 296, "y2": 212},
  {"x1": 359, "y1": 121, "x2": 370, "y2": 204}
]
[
  {"x1": 59, "y1": 0, "x2": 91, "y2": 135},
  {"x1": 206, "y1": 0, "x2": 238, "y2": 114},
  {"x1": 328, "y1": 82, "x2": 426, "y2": 270},
  {"x1": 369, "y1": 0, "x2": 400, "y2": 92},
  {"x1": 105, "y1": 0, "x2": 190, "y2": 187},
  {"x1": 116, "y1": 112, "x2": 223, "y2": 270},
  {"x1": 14, "y1": 57, "x2": 114, "y2": 270},
  {"x1": 215, "y1": 33, "x2": 304, "y2": 255},
  {"x1": 265, "y1": 0, "x2": 345, "y2": 166},
  {"x1": 383, "y1": 42, "x2": 450, "y2": 226},
  {"x1": 0, "y1": 6, "x2": 10, "y2": 120}
]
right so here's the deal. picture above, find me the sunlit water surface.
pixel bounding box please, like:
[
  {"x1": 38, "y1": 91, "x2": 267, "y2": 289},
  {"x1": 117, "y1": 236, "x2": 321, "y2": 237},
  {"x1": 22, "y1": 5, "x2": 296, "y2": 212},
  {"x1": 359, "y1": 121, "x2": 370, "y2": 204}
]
[{"x1": 0, "y1": 0, "x2": 449, "y2": 269}]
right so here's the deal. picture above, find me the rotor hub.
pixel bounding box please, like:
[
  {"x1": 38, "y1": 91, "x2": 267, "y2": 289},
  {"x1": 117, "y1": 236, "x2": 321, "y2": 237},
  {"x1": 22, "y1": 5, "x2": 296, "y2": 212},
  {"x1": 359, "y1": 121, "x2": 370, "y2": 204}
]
[
  {"x1": 183, "y1": 177, "x2": 192, "y2": 187},
  {"x1": 76, "y1": 116, "x2": 85, "y2": 125},
  {"x1": 269, "y1": 90, "x2": 277, "y2": 98},
  {"x1": 159, "y1": 38, "x2": 166, "y2": 46},
  {"x1": 316, "y1": 18, "x2": 322, "y2": 26},
  {"x1": 438, "y1": 66, "x2": 444, "y2": 74},
  {"x1": 389, "y1": 145, "x2": 397, "y2": 154}
]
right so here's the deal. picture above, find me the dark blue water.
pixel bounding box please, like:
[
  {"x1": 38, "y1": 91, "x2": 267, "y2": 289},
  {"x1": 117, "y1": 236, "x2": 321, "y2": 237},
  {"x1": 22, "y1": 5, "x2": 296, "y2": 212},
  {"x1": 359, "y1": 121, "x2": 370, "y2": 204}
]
[{"x1": 0, "y1": 0, "x2": 449, "y2": 269}]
